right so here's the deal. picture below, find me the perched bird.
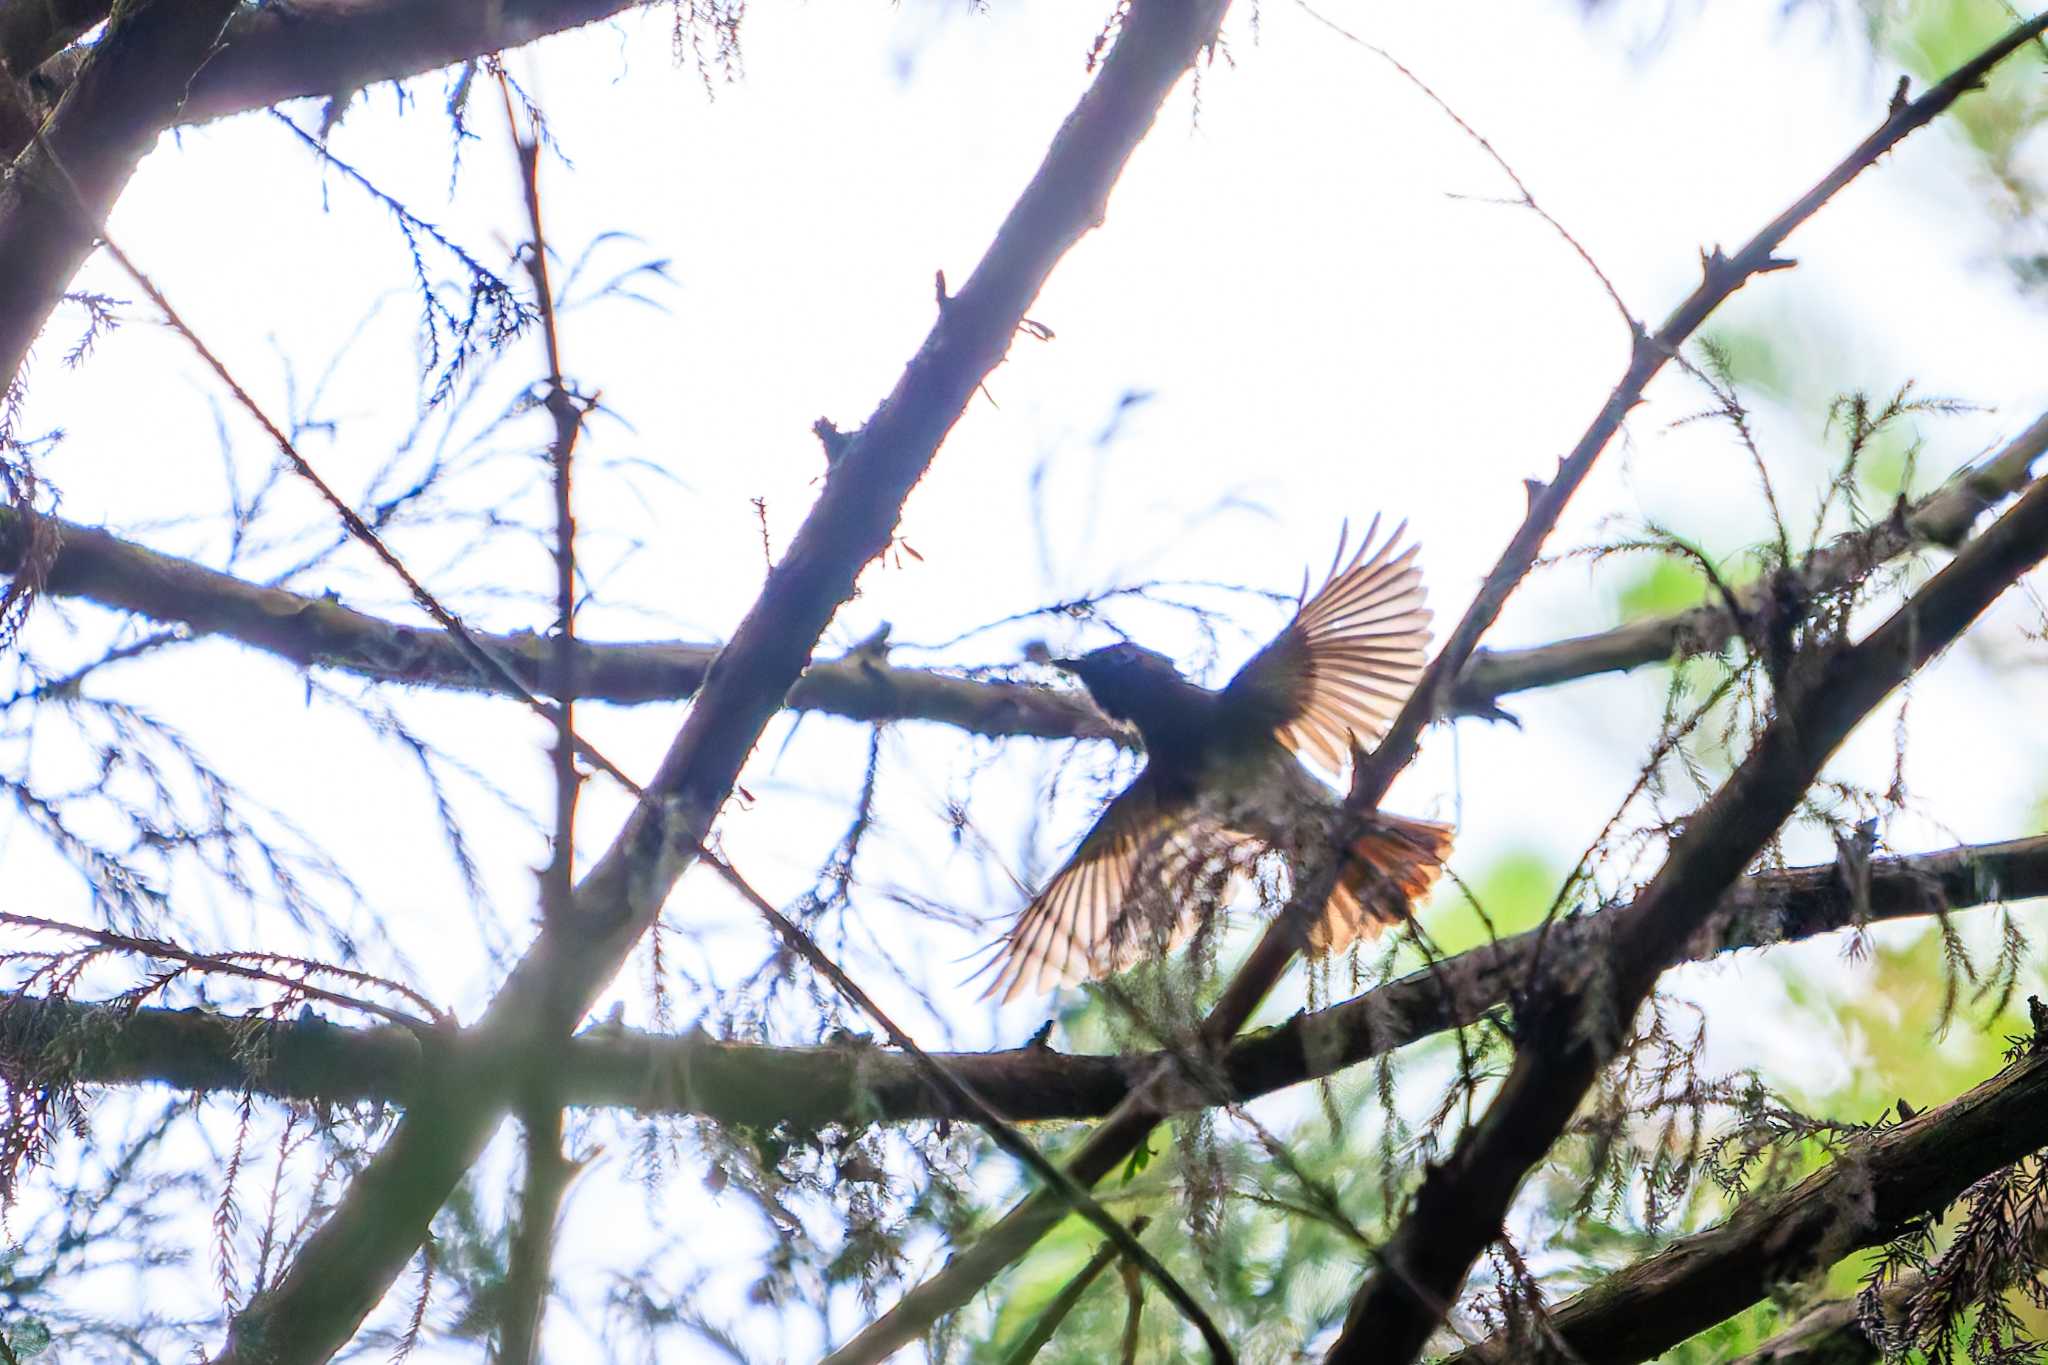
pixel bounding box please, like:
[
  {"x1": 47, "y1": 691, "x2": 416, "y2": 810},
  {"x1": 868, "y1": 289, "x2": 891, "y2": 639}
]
[{"x1": 984, "y1": 516, "x2": 1454, "y2": 1003}]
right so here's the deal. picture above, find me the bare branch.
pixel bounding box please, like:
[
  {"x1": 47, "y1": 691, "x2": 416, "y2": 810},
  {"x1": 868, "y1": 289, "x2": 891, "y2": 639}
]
[
  {"x1": 0, "y1": 0, "x2": 651, "y2": 160},
  {"x1": 1441, "y1": 1033, "x2": 2048, "y2": 1365},
  {"x1": 496, "y1": 1104, "x2": 575, "y2": 1365},
  {"x1": 828, "y1": 17, "x2": 2048, "y2": 1361},
  {"x1": 9, "y1": 835, "x2": 2042, "y2": 1124},
  {"x1": 9, "y1": 405, "x2": 2038, "y2": 750},
  {"x1": 1328, "y1": 21, "x2": 2048, "y2": 1342},
  {"x1": 501, "y1": 75, "x2": 587, "y2": 928},
  {"x1": 0, "y1": 505, "x2": 1124, "y2": 740},
  {"x1": 211, "y1": 4, "x2": 1234, "y2": 1358},
  {"x1": 999, "y1": 1217, "x2": 1152, "y2": 1365},
  {"x1": 1727, "y1": 1291, "x2": 1892, "y2": 1365},
  {"x1": 0, "y1": 0, "x2": 238, "y2": 389}
]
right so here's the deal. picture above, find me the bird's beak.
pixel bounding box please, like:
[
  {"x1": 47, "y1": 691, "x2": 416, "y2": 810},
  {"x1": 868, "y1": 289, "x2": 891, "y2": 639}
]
[{"x1": 1051, "y1": 657, "x2": 1082, "y2": 675}]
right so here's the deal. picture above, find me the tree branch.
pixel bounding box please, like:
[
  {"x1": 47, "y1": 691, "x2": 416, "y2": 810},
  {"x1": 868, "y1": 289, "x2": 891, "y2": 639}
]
[
  {"x1": 827, "y1": 19, "x2": 2048, "y2": 1363},
  {"x1": 209, "y1": 4, "x2": 1233, "y2": 1359},
  {"x1": 495, "y1": 1103, "x2": 573, "y2": 1365},
  {"x1": 0, "y1": 0, "x2": 652, "y2": 160},
  {"x1": 9, "y1": 835, "x2": 2042, "y2": 1124},
  {"x1": 1441, "y1": 1034, "x2": 2048, "y2": 1365},
  {"x1": 1327, "y1": 21, "x2": 2048, "y2": 1350},
  {"x1": 10, "y1": 405, "x2": 2036, "y2": 746},
  {"x1": 999, "y1": 1216, "x2": 1151, "y2": 1365},
  {"x1": 0, "y1": 0, "x2": 238, "y2": 390},
  {"x1": 1449, "y1": 410, "x2": 2048, "y2": 721},
  {"x1": 0, "y1": 506, "x2": 1121, "y2": 740},
  {"x1": 1726, "y1": 1281, "x2": 1915, "y2": 1365},
  {"x1": 0, "y1": 0, "x2": 103, "y2": 82}
]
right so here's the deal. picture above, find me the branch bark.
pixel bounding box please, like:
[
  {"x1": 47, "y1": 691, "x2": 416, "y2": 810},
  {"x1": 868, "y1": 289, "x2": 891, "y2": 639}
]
[
  {"x1": 0, "y1": 0, "x2": 651, "y2": 160},
  {"x1": 8, "y1": 835, "x2": 2042, "y2": 1125},
  {"x1": 0, "y1": 0, "x2": 103, "y2": 80},
  {"x1": 495, "y1": 1104, "x2": 573, "y2": 1365},
  {"x1": 1726, "y1": 1281, "x2": 1917, "y2": 1365},
  {"x1": 1440, "y1": 1035, "x2": 2048, "y2": 1365},
  {"x1": 1449, "y1": 411, "x2": 2048, "y2": 721},
  {"x1": 0, "y1": 0, "x2": 238, "y2": 390},
  {"x1": 0, "y1": 507, "x2": 1121, "y2": 740},
  {"x1": 826, "y1": 20, "x2": 2048, "y2": 1364},
  {"x1": 10, "y1": 406, "x2": 2036, "y2": 745},
  {"x1": 209, "y1": 4, "x2": 1232, "y2": 1359},
  {"x1": 1326, "y1": 22, "x2": 2048, "y2": 1348}
]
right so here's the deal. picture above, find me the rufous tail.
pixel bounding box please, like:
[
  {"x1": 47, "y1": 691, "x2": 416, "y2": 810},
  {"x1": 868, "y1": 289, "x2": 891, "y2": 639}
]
[{"x1": 1311, "y1": 811, "x2": 1455, "y2": 954}]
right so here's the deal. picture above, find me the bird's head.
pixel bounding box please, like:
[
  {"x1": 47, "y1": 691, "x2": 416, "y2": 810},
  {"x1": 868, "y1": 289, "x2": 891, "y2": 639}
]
[{"x1": 1054, "y1": 641, "x2": 1186, "y2": 722}]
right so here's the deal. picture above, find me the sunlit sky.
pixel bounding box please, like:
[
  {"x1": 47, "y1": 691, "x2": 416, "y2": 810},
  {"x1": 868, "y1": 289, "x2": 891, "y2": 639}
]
[{"x1": 9, "y1": 0, "x2": 2048, "y2": 1356}]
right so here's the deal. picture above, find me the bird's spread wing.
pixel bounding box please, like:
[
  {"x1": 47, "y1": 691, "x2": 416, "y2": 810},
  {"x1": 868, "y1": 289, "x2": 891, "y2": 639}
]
[
  {"x1": 1222, "y1": 515, "x2": 1432, "y2": 774},
  {"x1": 982, "y1": 772, "x2": 1250, "y2": 1003}
]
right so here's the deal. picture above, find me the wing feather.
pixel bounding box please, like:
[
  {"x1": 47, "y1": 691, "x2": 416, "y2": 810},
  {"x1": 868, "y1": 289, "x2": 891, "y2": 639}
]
[
  {"x1": 1222, "y1": 516, "x2": 1432, "y2": 773},
  {"x1": 981, "y1": 773, "x2": 1250, "y2": 1003}
]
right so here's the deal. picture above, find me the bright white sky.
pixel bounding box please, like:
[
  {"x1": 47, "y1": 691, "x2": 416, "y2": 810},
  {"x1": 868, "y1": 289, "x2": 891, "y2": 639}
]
[{"x1": 9, "y1": 0, "x2": 2048, "y2": 1358}]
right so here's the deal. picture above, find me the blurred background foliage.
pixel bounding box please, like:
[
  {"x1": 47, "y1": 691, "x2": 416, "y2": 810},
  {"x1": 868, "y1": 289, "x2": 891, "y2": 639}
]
[
  {"x1": 0, "y1": 0, "x2": 2043, "y2": 1360},
  {"x1": 955, "y1": 1, "x2": 2048, "y2": 1359}
]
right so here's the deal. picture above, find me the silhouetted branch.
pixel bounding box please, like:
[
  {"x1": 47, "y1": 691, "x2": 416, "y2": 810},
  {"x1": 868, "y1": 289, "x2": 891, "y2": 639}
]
[
  {"x1": 1328, "y1": 22, "x2": 2048, "y2": 1341},
  {"x1": 496, "y1": 1104, "x2": 574, "y2": 1365},
  {"x1": 827, "y1": 19, "x2": 2048, "y2": 1363},
  {"x1": 1441, "y1": 1034, "x2": 2048, "y2": 1365},
  {"x1": 0, "y1": 0, "x2": 652, "y2": 160},
  {"x1": 1450, "y1": 410, "x2": 2048, "y2": 721},
  {"x1": 9, "y1": 835, "x2": 2042, "y2": 1123},
  {"x1": 11, "y1": 405, "x2": 2038, "y2": 746},
  {"x1": 212, "y1": 4, "x2": 1233, "y2": 1359},
  {"x1": 0, "y1": 0, "x2": 238, "y2": 389},
  {"x1": 0, "y1": 507, "x2": 1121, "y2": 739}
]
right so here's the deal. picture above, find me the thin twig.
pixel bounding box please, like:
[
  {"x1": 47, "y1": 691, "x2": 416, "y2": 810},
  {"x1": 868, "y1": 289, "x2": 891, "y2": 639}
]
[
  {"x1": 0, "y1": 911, "x2": 439, "y2": 1029},
  {"x1": 830, "y1": 17, "x2": 2048, "y2": 1358},
  {"x1": 998, "y1": 1216, "x2": 1152, "y2": 1365},
  {"x1": 1297, "y1": 3, "x2": 1635, "y2": 330},
  {"x1": 500, "y1": 76, "x2": 587, "y2": 928},
  {"x1": 216, "y1": 5, "x2": 1238, "y2": 1358}
]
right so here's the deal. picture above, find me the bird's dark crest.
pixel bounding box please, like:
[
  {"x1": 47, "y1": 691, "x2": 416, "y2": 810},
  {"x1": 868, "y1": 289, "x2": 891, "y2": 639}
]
[{"x1": 1056, "y1": 642, "x2": 1190, "y2": 726}]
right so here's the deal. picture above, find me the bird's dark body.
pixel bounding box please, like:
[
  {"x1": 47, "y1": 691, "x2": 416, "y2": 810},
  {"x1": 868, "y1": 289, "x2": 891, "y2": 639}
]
[
  {"x1": 984, "y1": 521, "x2": 1451, "y2": 1001},
  {"x1": 1060, "y1": 643, "x2": 1321, "y2": 839}
]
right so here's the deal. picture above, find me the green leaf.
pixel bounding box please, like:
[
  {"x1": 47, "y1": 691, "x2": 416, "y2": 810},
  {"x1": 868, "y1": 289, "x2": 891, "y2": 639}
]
[
  {"x1": 1616, "y1": 556, "x2": 1709, "y2": 622},
  {"x1": 1425, "y1": 848, "x2": 1564, "y2": 954}
]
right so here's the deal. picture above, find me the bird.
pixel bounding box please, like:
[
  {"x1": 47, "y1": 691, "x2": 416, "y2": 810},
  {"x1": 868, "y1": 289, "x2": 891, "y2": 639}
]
[{"x1": 983, "y1": 515, "x2": 1454, "y2": 1003}]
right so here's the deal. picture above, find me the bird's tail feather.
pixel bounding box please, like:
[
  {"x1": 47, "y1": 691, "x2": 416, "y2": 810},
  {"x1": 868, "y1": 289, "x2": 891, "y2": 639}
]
[{"x1": 1312, "y1": 812, "x2": 1454, "y2": 954}]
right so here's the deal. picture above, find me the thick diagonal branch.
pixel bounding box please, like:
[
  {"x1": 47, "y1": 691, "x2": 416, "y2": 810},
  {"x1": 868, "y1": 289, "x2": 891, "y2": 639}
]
[
  {"x1": 825, "y1": 23, "x2": 2048, "y2": 1365},
  {"x1": 0, "y1": 0, "x2": 238, "y2": 388},
  {"x1": 1441, "y1": 1037, "x2": 2048, "y2": 1365},
  {"x1": 1327, "y1": 29, "x2": 2048, "y2": 1348},
  {"x1": 1332, "y1": 444, "x2": 2048, "y2": 1362},
  {"x1": 209, "y1": 5, "x2": 1233, "y2": 1361},
  {"x1": 10, "y1": 835, "x2": 2041, "y2": 1124},
  {"x1": 0, "y1": 0, "x2": 650, "y2": 160}
]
